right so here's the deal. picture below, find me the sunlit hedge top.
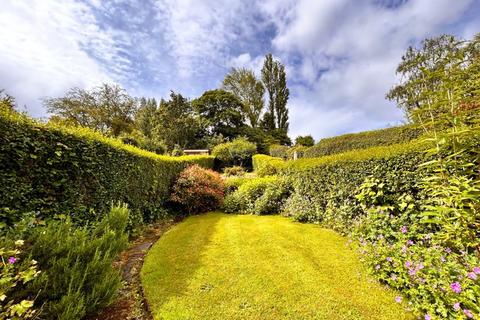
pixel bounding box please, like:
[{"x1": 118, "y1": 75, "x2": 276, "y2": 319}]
[
  {"x1": 304, "y1": 125, "x2": 423, "y2": 158},
  {"x1": 0, "y1": 105, "x2": 214, "y2": 226}
]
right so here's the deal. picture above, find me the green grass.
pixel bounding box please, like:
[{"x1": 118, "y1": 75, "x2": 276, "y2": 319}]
[{"x1": 141, "y1": 213, "x2": 412, "y2": 320}]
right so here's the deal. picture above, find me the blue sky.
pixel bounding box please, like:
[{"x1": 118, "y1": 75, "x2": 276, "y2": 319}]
[{"x1": 1, "y1": 0, "x2": 479, "y2": 139}]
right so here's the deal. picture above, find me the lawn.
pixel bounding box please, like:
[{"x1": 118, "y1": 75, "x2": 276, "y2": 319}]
[{"x1": 141, "y1": 212, "x2": 412, "y2": 320}]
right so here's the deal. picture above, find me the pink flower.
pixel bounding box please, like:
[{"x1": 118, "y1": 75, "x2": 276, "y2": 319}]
[
  {"x1": 386, "y1": 257, "x2": 393, "y2": 262},
  {"x1": 401, "y1": 226, "x2": 408, "y2": 234},
  {"x1": 8, "y1": 256, "x2": 16, "y2": 264},
  {"x1": 424, "y1": 314, "x2": 431, "y2": 320},
  {"x1": 440, "y1": 256, "x2": 446, "y2": 263},
  {"x1": 391, "y1": 274, "x2": 397, "y2": 281},
  {"x1": 473, "y1": 267, "x2": 480, "y2": 274},
  {"x1": 375, "y1": 264, "x2": 381, "y2": 270},
  {"x1": 406, "y1": 240, "x2": 414, "y2": 246},
  {"x1": 463, "y1": 309, "x2": 473, "y2": 319},
  {"x1": 445, "y1": 247, "x2": 452, "y2": 254},
  {"x1": 453, "y1": 303, "x2": 461, "y2": 311},
  {"x1": 395, "y1": 296, "x2": 402, "y2": 303},
  {"x1": 405, "y1": 261, "x2": 412, "y2": 268},
  {"x1": 450, "y1": 282, "x2": 461, "y2": 294},
  {"x1": 467, "y1": 272, "x2": 477, "y2": 280}
]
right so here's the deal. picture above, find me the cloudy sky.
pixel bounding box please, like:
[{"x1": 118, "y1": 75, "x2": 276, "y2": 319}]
[{"x1": 1, "y1": 0, "x2": 479, "y2": 139}]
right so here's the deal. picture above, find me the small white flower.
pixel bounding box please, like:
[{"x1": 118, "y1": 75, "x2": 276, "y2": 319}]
[{"x1": 15, "y1": 240, "x2": 25, "y2": 246}]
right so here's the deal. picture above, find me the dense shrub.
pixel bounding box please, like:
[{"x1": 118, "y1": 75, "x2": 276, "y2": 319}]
[
  {"x1": 304, "y1": 125, "x2": 423, "y2": 158},
  {"x1": 212, "y1": 137, "x2": 257, "y2": 169},
  {"x1": 223, "y1": 166, "x2": 245, "y2": 177},
  {"x1": 23, "y1": 204, "x2": 130, "y2": 320},
  {"x1": 170, "y1": 165, "x2": 224, "y2": 214},
  {"x1": 223, "y1": 176, "x2": 291, "y2": 215},
  {"x1": 268, "y1": 144, "x2": 289, "y2": 159},
  {"x1": 0, "y1": 106, "x2": 213, "y2": 226},
  {"x1": 223, "y1": 176, "x2": 253, "y2": 194},
  {"x1": 252, "y1": 154, "x2": 286, "y2": 177}
]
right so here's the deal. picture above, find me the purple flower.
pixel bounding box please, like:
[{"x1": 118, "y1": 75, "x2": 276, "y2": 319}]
[
  {"x1": 453, "y1": 303, "x2": 461, "y2": 311},
  {"x1": 463, "y1": 309, "x2": 473, "y2": 319},
  {"x1": 467, "y1": 272, "x2": 477, "y2": 280},
  {"x1": 405, "y1": 261, "x2": 412, "y2": 268},
  {"x1": 406, "y1": 240, "x2": 414, "y2": 246},
  {"x1": 408, "y1": 268, "x2": 417, "y2": 276},
  {"x1": 386, "y1": 257, "x2": 393, "y2": 262},
  {"x1": 8, "y1": 256, "x2": 16, "y2": 264},
  {"x1": 395, "y1": 296, "x2": 402, "y2": 303},
  {"x1": 440, "y1": 256, "x2": 446, "y2": 263},
  {"x1": 375, "y1": 264, "x2": 381, "y2": 270},
  {"x1": 418, "y1": 263, "x2": 424, "y2": 270},
  {"x1": 424, "y1": 314, "x2": 431, "y2": 320},
  {"x1": 400, "y1": 226, "x2": 408, "y2": 234},
  {"x1": 473, "y1": 267, "x2": 480, "y2": 274},
  {"x1": 445, "y1": 247, "x2": 452, "y2": 254},
  {"x1": 450, "y1": 282, "x2": 462, "y2": 294},
  {"x1": 401, "y1": 246, "x2": 408, "y2": 254}
]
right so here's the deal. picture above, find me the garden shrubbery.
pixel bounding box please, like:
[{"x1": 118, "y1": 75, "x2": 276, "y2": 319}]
[
  {"x1": 304, "y1": 124, "x2": 422, "y2": 158},
  {"x1": 212, "y1": 137, "x2": 256, "y2": 169},
  {"x1": 223, "y1": 176, "x2": 291, "y2": 215},
  {"x1": 0, "y1": 105, "x2": 214, "y2": 226},
  {"x1": 223, "y1": 165, "x2": 245, "y2": 177},
  {"x1": 170, "y1": 165, "x2": 225, "y2": 214},
  {"x1": 1, "y1": 204, "x2": 130, "y2": 320}
]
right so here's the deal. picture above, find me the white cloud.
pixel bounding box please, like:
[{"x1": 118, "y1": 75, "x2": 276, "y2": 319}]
[
  {"x1": 0, "y1": 1, "x2": 125, "y2": 117},
  {"x1": 260, "y1": 0, "x2": 476, "y2": 139}
]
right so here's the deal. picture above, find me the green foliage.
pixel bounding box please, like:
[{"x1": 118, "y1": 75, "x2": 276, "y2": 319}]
[
  {"x1": 211, "y1": 137, "x2": 257, "y2": 169},
  {"x1": 223, "y1": 176, "x2": 290, "y2": 215},
  {"x1": 170, "y1": 165, "x2": 225, "y2": 214},
  {"x1": 223, "y1": 176, "x2": 252, "y2": 194},
  {"x1": 25, "y1": 204, "x2": 130, "y2": 320},
  {"x1": 0, "y1": 240, "x2": 40, "y2": 319},
  {"x1": 152, "y1": 92, "x2": 204, "y2": 151},
  {"x1": 192, "y1": 89, "x2": 245, "y2": 139},
  {"x1": 252, "y1": 154, "x2": 286, "y2": 177},
  {"x1": 44, "y1": 83, "x2": 137, "y2": 137},
  {"x1": 268, "y1": 144, "x2": 289, "y2": 159},
  {"x1": 261, "y1": 53, "x2": 289, "y2": 132},
  {"x1": 0, "y1": 106, "x2": 214, "y2": 225},
  {"x1": 222, "y1": 68, "x2": 265, "y2": 128},
  {"x1": 295, "y1": 135, "x2": 315, "y2": 147},
  {"x1": 304, "y1": 125, "x2": 423, "y2": 158},
  {"x1": 222, "y1": 166, "x2": 245, "y2": 177}
]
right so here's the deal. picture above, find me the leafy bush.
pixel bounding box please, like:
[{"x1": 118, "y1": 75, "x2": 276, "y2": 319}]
[
  {"x1": 25, "y1": 204, "x2": 130, "y2": 320},
  {"x1": 0, "y1": 106, "x2": 214, "y2": 225},
  {"x1": 269, "y1": 144, "x2": 289, "y2": 159},
  {"x1": 0, "y1": 240, "x2": 40, "y2": 319},
  {"x1": 170, "y1": 165, "x2": 224, "y2": 214},
  {"x1": 252, "y1": 154, "x2": 285, "y2": 177},
  {"x1": 212, "y1": 137, "x2": 257, "y2": 169},
  {"x1": 304, "y1": 125, "x2": 423, "y2": 158},
  {"x1": 223, "y1": 176, "x2": 252, "y2": 194},
  {"x1": 223, "y1": 166, "x2": 245, "y2": 177},
  {"x1": 223, "y1": 176, "x2": 290, "y2": 215}
]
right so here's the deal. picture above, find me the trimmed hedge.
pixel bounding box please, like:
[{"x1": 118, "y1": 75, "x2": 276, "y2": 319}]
[
  {"x1": 304, "y1": 125, "x2": 423, "y2": 158},
  {"x1": 254, "y1": 140, "x2": 428, "y2": 233},
  {"x1": 0, "y1": 107, "x2": 214, "y2": 226}
]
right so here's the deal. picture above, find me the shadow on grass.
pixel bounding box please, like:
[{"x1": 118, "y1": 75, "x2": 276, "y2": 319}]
[{"x1": 141, "y1": 212, "x2": 224, "y2": 316}]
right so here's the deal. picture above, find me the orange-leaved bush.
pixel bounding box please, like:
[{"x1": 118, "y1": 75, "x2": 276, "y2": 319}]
[{"x1": 170, "y1": 165, "x2": 224, "y2": 214}]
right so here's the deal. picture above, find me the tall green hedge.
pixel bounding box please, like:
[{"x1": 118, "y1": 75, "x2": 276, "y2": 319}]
[
  {"x1": 255, "y1": 140, "x2": 428, "y2": 233},
  {"x1": 304, "y1": 125, "x2": 423, "y2": 158},
  {"x1": 0, "y1": 107, "x2": 214, "y2": 225}
]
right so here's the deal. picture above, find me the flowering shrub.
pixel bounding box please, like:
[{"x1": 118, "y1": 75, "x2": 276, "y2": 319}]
[
  {"x1": 170, "y1": 165, "x2": 225, "y2": 214},
  {"x1": 354, "y1": 177, "x2": 480, "y2": 319},
  {"x1": 0, "y1": 240, "x2": 40, "y2": 319}
]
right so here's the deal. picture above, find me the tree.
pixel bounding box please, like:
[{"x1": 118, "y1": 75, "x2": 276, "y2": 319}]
[
  {"x1": 261, "y1": 53, "x2": 290, "y2": 133},
  {"x1": 135, "y1": 97, "x2": 158, "y2": 139},
  {"x1": 0, "y1": 90, "x2": 15, "y2": 111},
  {"x1": 44, "y1": 84, "x2": 137, "y2": 137},
  {"x1": 152, "y1": 92, "x2": 203, "y2": 150},
  {"x1": 295, "y1": 135, "x2": 315, "y2": 147},
  {"x1": 222, "y1": 68, "x2": 265, "y2": 127},
  {"x1": 192, "y1": 89, "x2": 245, "y2": 139}
]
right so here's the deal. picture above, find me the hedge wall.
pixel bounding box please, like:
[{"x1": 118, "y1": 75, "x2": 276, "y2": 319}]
[
  {"x1": 304, "y1": 125, "x2": 423, "y2": 158},
  {"x1": 0, "y1": 107, "x2": 214, "y2": 225},
  {"x1": 255, "y1": 140, "x2": 428, "y2": 233}
]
